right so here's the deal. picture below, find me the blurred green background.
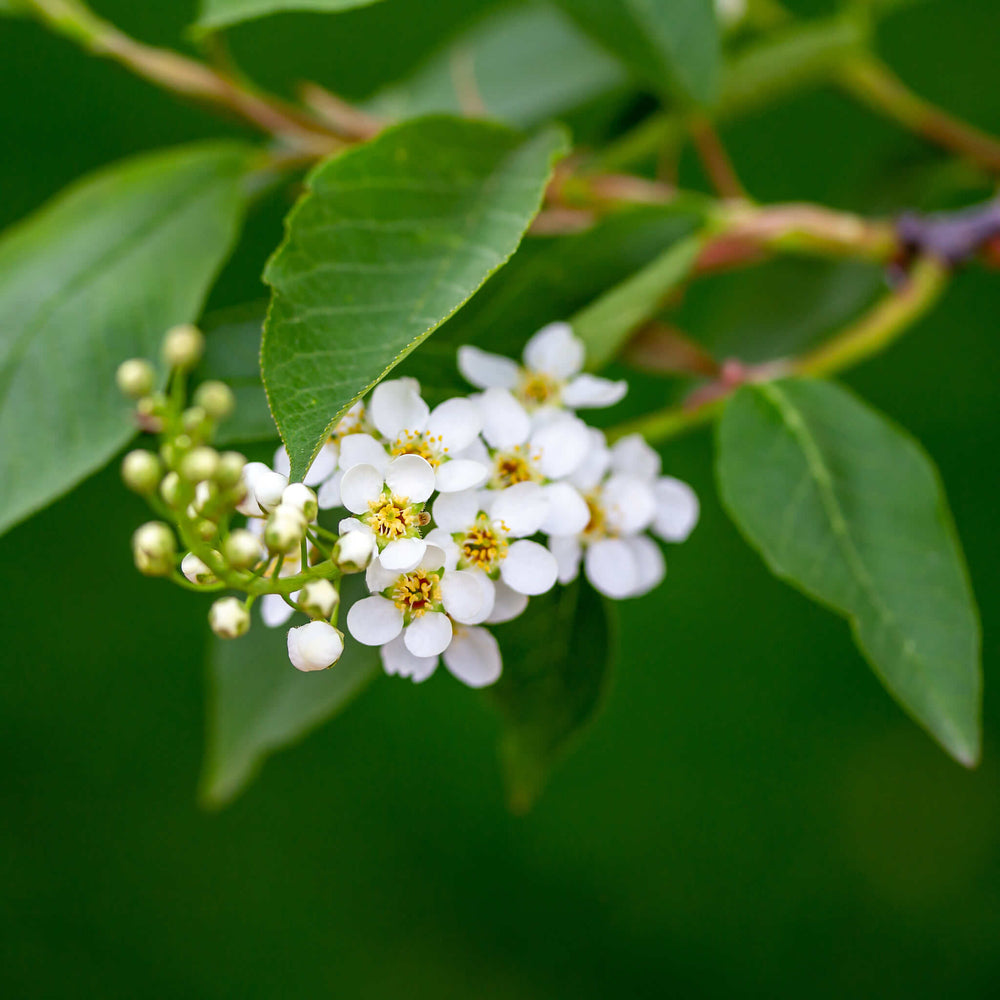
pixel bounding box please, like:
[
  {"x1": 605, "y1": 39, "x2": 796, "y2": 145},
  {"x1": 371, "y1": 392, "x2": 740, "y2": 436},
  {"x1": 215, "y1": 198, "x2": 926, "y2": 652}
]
[{"x1": 3, "y1": 1, "x2": 1000, "y2": 996}]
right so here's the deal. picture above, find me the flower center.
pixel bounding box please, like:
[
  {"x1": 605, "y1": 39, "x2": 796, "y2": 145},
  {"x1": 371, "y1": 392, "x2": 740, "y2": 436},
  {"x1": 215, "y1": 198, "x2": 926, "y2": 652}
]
[
  {"x1": 329, "y1": 403, "x2": 366, "y2": 443},
  {"x1": 366, "y1": 493, "x2": 422, "y2": 540},
  {"x1": 583, "y1": 494, "x2": 609, "y2": 541},
  {"x1": 491, "y1": 446, "x2": 542, "y2": 489},
  {"x1": 517, "y1": 370, "x2": 560, "y2": 409},
  {"x1": 459, "y1": 515, "x2": 509, "y2": 574},
  {"x1": 390, "y1": 429, "x2": 445, "y2": 467},
  {"x1": 392, "y1": 570, "x2": 442, "y2": 617}
]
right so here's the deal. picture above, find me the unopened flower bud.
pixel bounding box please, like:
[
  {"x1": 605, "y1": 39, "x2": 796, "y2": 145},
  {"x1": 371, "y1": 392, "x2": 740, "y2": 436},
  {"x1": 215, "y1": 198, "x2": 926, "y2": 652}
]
[
  {"x1": 182, "y1": 406, "x2": 209, "y2": 437},
  {"x1": 281, "y1": 482, "x2": 318, "y2": 521},
  {"x1": 132, "y1": 521, "x2": 176, "y2": 577},
  {"x1": 337, "y1": 529, "x2": 374, "y2": 572},
  {"x1": 264, "y1": 506, "x2": 306, "y2": 553},
  {"x1": 180, "y1": 446, "x2": 219, "y2": 484},
  {"x1": 236, "y1": 462, "x2": 288, "y2": 515},
  {"x1": 162, "y1": 324, "x2": 204, "y2": 369},
  {"x1": 160, "y1": 471, "x2": 184, "y2": 508},
  {"x1": 121, "y1": 450, "x2": 161, "y2": 494},
  {"x1": 287, "y1": 621, "x2": 344, "y2": 671},
  {"x1": 193, "y1": 518, "x2": 218, "y2": 542},
  {"x1": 181, "y1": 552, "x2": 217, "y2": 585},
  {"x1": 215, "y1": 451, "x2": 246, "y2": 489},
  {"x1": 223, "y1": 528, "x2": 264, "y2": 570},
  {"x1": 194, "y1": 380, "x2": 235, "y2": 421},
  {"x1": 209, "y1": 597, "x2": 250, "y2": 639},
  {"x1": 116, "y1": 358, "x2": 155, "y2": 398},
  {"x1": 298, "y1": 578, "x2": 339, "y2": 620}
]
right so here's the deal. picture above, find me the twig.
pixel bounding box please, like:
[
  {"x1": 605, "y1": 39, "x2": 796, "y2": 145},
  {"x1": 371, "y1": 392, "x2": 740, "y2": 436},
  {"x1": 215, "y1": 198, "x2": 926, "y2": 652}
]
[{"x1": 688, "y1": 115, "x2": 746, "y2": 200}]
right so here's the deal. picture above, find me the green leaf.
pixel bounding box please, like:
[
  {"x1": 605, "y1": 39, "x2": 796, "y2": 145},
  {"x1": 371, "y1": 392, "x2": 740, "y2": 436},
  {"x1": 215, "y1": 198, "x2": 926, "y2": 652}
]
[
  {"x1": 488, "y1": 583, "x2": 614, "y2": 812},
  {"x1": 554, "y1": 0, "x2": 721, "y2": 105},
  {"x1": 0, "y1": 142, "x2": 251, "y2": 538},
  {"x1": 195, "y1": 0, "x2": 383, "y2": 31},
  {"x1": 717, "y1": 378, "x2": 981, "y2": 766},
  {"x1": 198, "y1": 302, "x2": 277, "y2": 446},
  {"x1": 262, "y1": 115, "x2": 567, "y2": 480},
  {"x1": 200, "y1": 585, "x2": 379, "y2": 807},
  {"x1": 367, "y1": 2, "x2": 627, "y2": 128},
  {"x1": 0, "y1": 0, "x2": 27, "y2": 16},
  {"x1": 572, "y1": 231, "x2": 704, "y2": 370}
]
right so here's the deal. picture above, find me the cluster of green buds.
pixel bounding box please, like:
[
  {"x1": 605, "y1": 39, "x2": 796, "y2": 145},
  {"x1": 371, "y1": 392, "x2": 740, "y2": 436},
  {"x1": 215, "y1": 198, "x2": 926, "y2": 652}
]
[{"x1": 117, "y1": 324, "x2": 363, "y2": 671}]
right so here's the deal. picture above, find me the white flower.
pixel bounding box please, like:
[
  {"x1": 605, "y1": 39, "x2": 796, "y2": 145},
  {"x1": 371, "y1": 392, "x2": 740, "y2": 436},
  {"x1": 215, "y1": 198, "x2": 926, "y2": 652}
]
[
  {"x1": 428, "y1": 488, "x2": 559, "y2": 597},
  {"x1": 339, "y1": 454, "x2": 436, "y2": 571},
  {"x1": 458, "y1": 322, "x2": 627, "y2": 412},
  {"x1": 209, "y1": 596, "x2": 250, "y2": 639},
  {"x1": 236, "y1": 461, "x2": 288, "y2": 516},
  {"x1": 287, "y1": 621, "x2": 344, "y2": 671},
  {"x1": 338, "y1": 378, "x2": 489, "y2": 494},
  {"x1": 379, "y1": 625, "x2": 502, "y2": 688}
]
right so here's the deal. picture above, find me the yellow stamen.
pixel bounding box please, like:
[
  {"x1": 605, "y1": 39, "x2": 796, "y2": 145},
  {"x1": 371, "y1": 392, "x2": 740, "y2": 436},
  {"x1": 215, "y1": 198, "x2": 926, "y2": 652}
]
[
  {"x1": 517, "y1": 370, "x2": 560, "y2": 408},
  {"x1": 392, "y1": 570, "x2": 442, "y2": 616},
  {"x1": 460, "y1": 514, "x2": 509, "y2": 573},
  {"x1": 367, "y1": 493, "x2": 420, "y2": 540},
  {"x1": 390, "y1": 429, "x2": 446, "y2": 467},
  {"x1": 491, "y1": 446, "x2": 542, "y2": 489}
]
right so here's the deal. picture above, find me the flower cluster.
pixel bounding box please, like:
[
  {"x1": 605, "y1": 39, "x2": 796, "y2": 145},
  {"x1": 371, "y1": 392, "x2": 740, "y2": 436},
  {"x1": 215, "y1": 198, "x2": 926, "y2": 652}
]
[{"x1": 118, "y1": 321, "x2": 699, "y2": 688}]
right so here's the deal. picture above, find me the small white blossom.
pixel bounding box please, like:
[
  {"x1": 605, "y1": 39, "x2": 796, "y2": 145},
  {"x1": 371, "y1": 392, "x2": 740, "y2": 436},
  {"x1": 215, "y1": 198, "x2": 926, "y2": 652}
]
[
  {"x1": 236, "y1": 461, "x2": 288, "y2": 516},
  {"x1": 209, "y1": 597, "x2": 250, "y2": 639},
  {"x1": 287, "y1": 621, "x2": 344, "y2": 671}
]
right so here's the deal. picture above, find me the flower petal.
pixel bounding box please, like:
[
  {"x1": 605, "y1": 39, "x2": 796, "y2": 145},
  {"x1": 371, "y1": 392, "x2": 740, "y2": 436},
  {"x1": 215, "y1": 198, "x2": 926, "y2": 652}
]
[
  {"x1": 485, "y1": 580, "x2": 529, "y2": 624},
  {"x1": 568, "y1": 428, "x2": 611, "y2": 492},
  {"x1": 457, "y1": 345, "x2": 519, "y2": 390},
  {"x1": 380, "y1": 634, "x2": 438, "y2": 683},
  {"x1": 287, "y1": 621, "x2": 344, "y2": 671},
  {"x1": 500, "y1": 539, "x2": 558, "y2": 595},
  {"x1": 272, "y1": 445, "x2": 291, "y2": 478},
  {"x1": 584, "y1": 538, "x2": 638, "y2": 599},
  {"x1": 610, "y1": 433, "x2": 660, "y2": 480},
  {"x1": 531, "y1": 415, "x2": 590, "y2": 480},
  {"x1": 316, "y1": 470, "x2": 343, "y2": 510},
  {"x1": 365, "y1": 553, "x2": 398, "y2": 593},
  {"x1": 540, "y1": 481, "x2": 590, "y2": 536},
  {"x1": 602, "y1": 473, "x2": 656, "y2": 533},
  {"x1": 385, "y1": 454, "x2": 435, "y2": 503},
  {"x1": 561, "y1": 373, "x2": 628, "y2": 409},
  {"x1": 260, "y1": 592, "x2": 294, "y2": 628},
  {"x1": 380, "y1": 536, "x2": 427, "y2": 572},
  {"x1": 338, "y1": 433, "x2": 389, "y2": 474},
  {"x1": 304, "y1": 443, "x2": 339, "y2": 486},
  {"x1": 623, "y1": 534, "x2": 666, "y2": 596},
  {"x1": 523, "y1": 321, "x2": 584, "y2": 379},
  {"x1": 370, "y1": 378, "x2": 429, "y2": 439},
  {"x1": 403, "y1": 611, "x2": 453, "y2": 658},
  {"x1": 441, "y1": 570, "x2": 495, "y2": 624},
  {"x1": 478, "y1": 387, "x2": 530, "y2": 450},
  {"x1": 489, "y1": 481, "x2": 548, "y2": 537},
  {"x1": 424, "y1": 528, "x2": 460, "y2": 570},
  {"x1": 432, "y1": 489, "x2": 481, "y2": 533},
  {"x1": 339, "y1": 463, "x2": 385, "y2": 514},
  {"x1": 652, "y1": 476, "x2": 700, "y2": 542},
  {"x1": 347, "y1": 594, "x2": 404, "y2": 646},
  {"x1": 427, "y1": 396, "x2": 481, "y2": 452},
  {"x1": 418, "y1": 542, "x2": 447, "y2": 572},
  {"x1": 436, "y1": 458, "x2": 489, "y2": 493},
  {"x1": 442, "y1": 626, "x2": 502, "y2": 688},
  {"x1": 548, "y1": 535, "x2": 582, "y2": 584}
]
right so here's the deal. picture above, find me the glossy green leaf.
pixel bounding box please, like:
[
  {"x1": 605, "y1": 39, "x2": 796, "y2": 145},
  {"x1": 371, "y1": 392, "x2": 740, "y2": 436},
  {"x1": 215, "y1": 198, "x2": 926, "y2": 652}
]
[
  {"x1": 0, "y1": 142, "x2": 251, "y2": 538},
  {"x1": 262, "y1": 115, "x2": 567, "y2": 480},
  {"x1": 367, "y1": 2, "x2": 627, "y2": 128},
  {"x1": 717, "y1": 378, "x2": 981, "y2": 766},
  {"x1": 196, "y1": 0, "x2": 383, "y2": 30},
  {"x1": 488, "y1": 583, "x2": 614, "y2": 812},
  {"x1": 199, "y1": 302, "x2": 277, "y2": 446},
  {"x1": 572, "y1": 232, "x2": 704, "y2": 370},
  {"x1": 554, "y1": 0, "x2": 721, "y2": 105},
  {"x1": 201, "y1": 585, "x2": 379, "y2": 807}
]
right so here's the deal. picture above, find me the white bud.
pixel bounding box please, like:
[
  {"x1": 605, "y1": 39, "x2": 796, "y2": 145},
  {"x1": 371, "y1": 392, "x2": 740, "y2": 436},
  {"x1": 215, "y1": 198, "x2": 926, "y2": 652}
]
[
  {"x1": 121, "y1": 450, "x2": 161, "y2": 494},
  {"x1": 298, "y1": 578, "x2": 339, "y2": 620},
  {"x1": 180, "y1": 446, "x2": 219, "y2": 484},
  {"x1": 116, "y1": 358, "x2": 155, "y2": 398},
  {"x1": 209, "y1": 597, "x2": 250, "y2": 639},
  {"x1": 216, "y1": 451, "x2": 246, "y2": 489},
  {"x1": 281, "y1": 482, "x2": 319, "y2": 521},
  {"x1": 264, "y1": 506, "x2": 306, "y2": 553},
  {"x1": 132, "y1": 521, "x2": 176, "y2": 577},
  {"x1": 162, "y1": 324, "x2": 204, "y2": 369},
  {"x1": 160, "y1": 471, "x2": 184, "y2": 508},
  {"x1": 236, "y1": 462, "x2": 288, "y2": 515},
  {"x1": 181, "y1": 551, "x2": 217, "y2": 585},
  {"x1": 223, "y1": 528, "x2": 265, "y2": 570},
  {"x1": 337, "y1": 529, "x2": 374, "y2": 572},
  {"x1": 287, "y1": 621, "x2": 344, "y2": 671}
]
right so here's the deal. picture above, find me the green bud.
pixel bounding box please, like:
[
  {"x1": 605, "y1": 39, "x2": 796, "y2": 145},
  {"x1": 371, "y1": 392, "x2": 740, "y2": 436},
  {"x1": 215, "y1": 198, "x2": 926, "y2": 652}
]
[
  {"x1": 182, "y1": 406, "x2": 210, "y2": 437},
  {"x1": 209, "y1": 597, "x2": 250, "y2": 640},
  {"x1": 223, "y1": 528, "x2": 264, "y2": 570},
  {"x1": 116, "y1": 358, "x2": 155, "y2": 399},
  {"x1": 193, "y1": 518, "x2": 218, "y2": 543},
  {"x1": 160, "y1": 471, "x2": 184, "y2": 508},
  {"x1": 298, "y1": 578, "x2": 339, "y2": 620},
  {"x1": 216, "y1": 451, "x2": 246, "y2": 489},
  {"x1": 264, "y1": 506, "x2": 306, "y2": 553},
  {"x1": 162, "y1": 324, "x2": 204, "y2": 369},
  {"x1": 194, "y1": 380, "x2": 236, "y2": 421},
  {"x1": 121, "y1": 450, "x2": 161, "y2": 494},
  {"x1": 132, "y1": 521, "x2": 176, "y2": 577},
  {"x1": 180, "y1": 446, "x2": 219, "y2": 484}
]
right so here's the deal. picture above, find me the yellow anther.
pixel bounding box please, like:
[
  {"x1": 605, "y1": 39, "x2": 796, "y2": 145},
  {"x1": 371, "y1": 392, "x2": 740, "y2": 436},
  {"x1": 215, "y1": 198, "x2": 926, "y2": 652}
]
[
  {"x1": 392, "y1": 570, "x2": 442, "y2": 616},
  {"x1": 367, "y1": 493, "x2": 420, "y2": 539}
]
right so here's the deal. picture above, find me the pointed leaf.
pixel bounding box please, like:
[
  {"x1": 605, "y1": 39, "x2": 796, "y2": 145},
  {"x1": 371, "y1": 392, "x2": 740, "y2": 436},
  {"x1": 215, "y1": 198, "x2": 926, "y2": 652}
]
[
  {"x1": 488, "y1": 583, "x2": 614, "y2": 812},
  {"x1": 196, "y1": 0, "x2": 383, "y2": 31},
  {"x1": 0, "y1": 142, "x2": 252, "y2": 537},
  {"x1": 262, "y1": 115, "x2": 567, "y2": 479},
  {"x1": 717, "y1": 378, "x2": 981, "y2": 765}
]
